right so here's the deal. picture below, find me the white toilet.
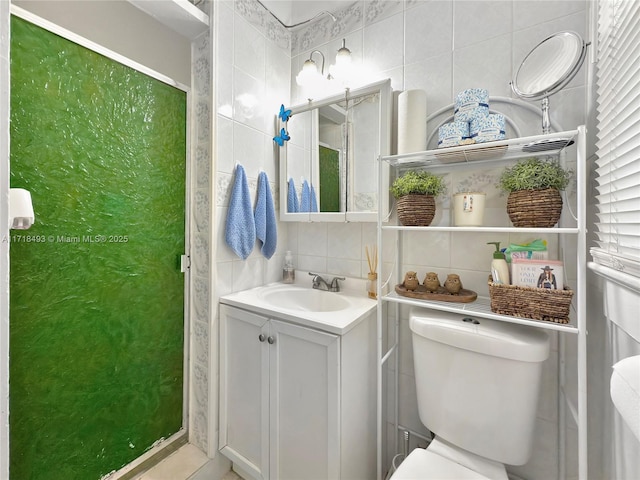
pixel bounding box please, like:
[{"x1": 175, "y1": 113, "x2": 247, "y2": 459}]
[{"x1": 391, "y1": 308, "x2": 550, "y2": 480}]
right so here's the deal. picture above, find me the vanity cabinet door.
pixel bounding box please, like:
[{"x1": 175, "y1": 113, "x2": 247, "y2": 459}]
[
  {"x1": 220, "y1": 306, "x2": 342, "y2": 480},
  {"x1": 269, "y1": 320, "x2": 340, "y2": 480},
  {"x1": 219, "y1": 305, "x2": 270, "y2": 479}
]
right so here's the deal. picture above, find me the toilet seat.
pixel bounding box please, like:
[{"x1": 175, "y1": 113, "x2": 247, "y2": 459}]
[{"x1": 391, "y1": 448, "x2": 491, "y2": 480}]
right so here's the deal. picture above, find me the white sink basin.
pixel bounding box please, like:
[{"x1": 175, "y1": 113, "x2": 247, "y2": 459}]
[
  {"x1": 220, "y1": 280, "x2": 377, "y2": 335},
  {"x1": 259, "y1": 287, "x2": 350, "y2": 312}
]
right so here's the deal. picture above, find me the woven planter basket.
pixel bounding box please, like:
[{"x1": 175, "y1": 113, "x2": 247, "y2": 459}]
[
  {"x1": 488, "y1": 276, "x2": 573, "y2": 324},
  {"x1": 506, "y1": 188, "x2": 563, "y2": 227},
  {"x1": 397, "y1": 194, "x2": 436, "y2": 226}
]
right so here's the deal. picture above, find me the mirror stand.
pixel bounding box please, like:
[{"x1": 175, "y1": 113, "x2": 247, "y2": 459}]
[
  {"x1": 541, "y1": 97, "x2": 550, "y2": 135},
  {"x1": 512, "y1": 31, "x2": 588, "y2": 136}
]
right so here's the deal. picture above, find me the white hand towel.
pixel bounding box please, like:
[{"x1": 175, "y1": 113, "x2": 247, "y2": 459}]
[
  {"x1": 287, "y1": 178, "x2": 299, "y2": 213},
  {"x1": 254, "y1": 171, "x2": 277, "y2": 259},
  {"x1": 225, "y1": 164, "x2": 255, "y2": 259},
  {"x1": 300, "y1": 179, "x2": 311, "y2": 212}
]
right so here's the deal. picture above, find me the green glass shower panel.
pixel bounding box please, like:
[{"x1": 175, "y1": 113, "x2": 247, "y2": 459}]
[{"x1": 9, "y1": 17, "x2": 186, "y2": 479}]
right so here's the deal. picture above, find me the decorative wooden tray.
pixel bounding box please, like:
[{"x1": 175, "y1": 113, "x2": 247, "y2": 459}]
[{"x1": 395, "y1": 284, "x2": 478, "y2": 303}]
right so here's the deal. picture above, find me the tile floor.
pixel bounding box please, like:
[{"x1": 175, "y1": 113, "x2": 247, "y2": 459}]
[
  {"x1": 134, "y1": 444, "x2": 241, "y2": 480},
  {"x1": 135, "y1": 444, "x2": 207, "y2": 480},
  {"x1": 221, "y1": 472, "x2": 243, "y2": 480}
]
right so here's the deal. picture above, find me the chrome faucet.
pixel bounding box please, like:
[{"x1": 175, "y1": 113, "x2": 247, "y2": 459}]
[{"x1": 309, "y1": 272, "x2": 345, "y2": 292}]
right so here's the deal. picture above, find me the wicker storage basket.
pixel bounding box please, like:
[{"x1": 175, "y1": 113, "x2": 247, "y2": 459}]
[
  {"x1": 506, "y1": 188, "x2": 563, "y2": 227},
  {"x1": 488, "y1": 276, "x2": 573, "y2": 324},
  {"x1": 397, "y1": 194, "x2": 436, "y2": 226}
]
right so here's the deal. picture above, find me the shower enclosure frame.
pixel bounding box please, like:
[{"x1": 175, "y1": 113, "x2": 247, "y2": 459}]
[{"x1": 5, "y1": 6, "x2": 195, "y2": 478}]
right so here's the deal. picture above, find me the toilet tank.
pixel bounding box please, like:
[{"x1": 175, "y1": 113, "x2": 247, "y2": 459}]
[{"x1": 409, "y1": 308, "x2": 550, "y2": 466}]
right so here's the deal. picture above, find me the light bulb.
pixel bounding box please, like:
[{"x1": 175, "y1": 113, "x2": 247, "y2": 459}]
[
  {"x1": 329, "y1": 39, "x2": 353, "y2": 86},
  {"x1": 296, "y1": 59, "x2": 321, "y2": 87},
  {"x1": 335, "y1": 45, "x2": 352, "y2": 66}
]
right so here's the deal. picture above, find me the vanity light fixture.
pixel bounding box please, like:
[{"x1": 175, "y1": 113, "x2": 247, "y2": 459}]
[
  {"x1": 329, "y1": 39, "x2": 353, "y2": 86},
  {"x1": 295, "y1": 50, "x2": 327, "y2": 88},
  {"x1": 297, "y1": 40, "x2": 358, "y2": 99}
]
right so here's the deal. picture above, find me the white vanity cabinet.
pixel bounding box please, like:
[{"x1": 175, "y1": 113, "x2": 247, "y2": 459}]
[{"x1": 219, "y1": 303, "x2": 377, "y2": 480}]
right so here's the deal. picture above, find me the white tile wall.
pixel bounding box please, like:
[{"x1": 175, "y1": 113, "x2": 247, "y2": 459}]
[
  {"x1": 363, "y1": 13, "x2": 404, "y2": 72},
  {"x1": 214, "y1": 0, "x2": 291, "y2": 297},
  {"x1": 405, "y1": 2, "x2": 453, "y2": 64}
]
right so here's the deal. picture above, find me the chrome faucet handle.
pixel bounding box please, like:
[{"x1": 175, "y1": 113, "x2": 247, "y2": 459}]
[
  {"x1": 329, "y1": 276, "x2": 345, "y2": 292},
  {"x1": 308, "y1": 272, "x2": 327, "y2": 288}
]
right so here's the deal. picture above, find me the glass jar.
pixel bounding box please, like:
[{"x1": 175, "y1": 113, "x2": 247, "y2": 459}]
[{"x1": 367, "y1": 272, "x2": 378, "y2": 299}]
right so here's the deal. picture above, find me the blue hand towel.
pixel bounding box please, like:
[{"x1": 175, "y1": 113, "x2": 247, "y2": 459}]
[
  {"x1": 225, "y1": 164, "x2": 255, "y2": 259},
  {"x1": 300, "y1": 179, "x2": 311, "y2": 212},
  {"x1": 310, "y1": 184, "x2": 319, "y2": 212},
  {"x1": 254, "y1": 171, "x2": 277, "y2": 259},
  {"x1": 287, "y1": 178, "x2": 299, "y2": 213}
]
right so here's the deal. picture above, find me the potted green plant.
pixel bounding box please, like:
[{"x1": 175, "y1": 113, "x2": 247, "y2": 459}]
[
  {"x1": 498, "y1": 157, "x2": 573, "y2": 227},
  {"x1": 391, "y1": 171, "x2": 446, "y2": 226}
]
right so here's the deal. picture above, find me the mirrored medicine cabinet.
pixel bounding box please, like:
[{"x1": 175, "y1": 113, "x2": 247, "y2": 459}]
[{"x1": 278, "y1": 79, "x2": 392, "y2": 222}]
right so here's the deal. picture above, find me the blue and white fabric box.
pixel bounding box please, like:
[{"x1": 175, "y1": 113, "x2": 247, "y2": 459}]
[
  {"x1": 470, "y1": 113, "x2": 506, "y2": 143},
  {"x1": 454, "y1": 88, "x2": 489, "y2": 122},
  {"x1": 438, "y1": 121, "x2": 469, "y2": 148}
]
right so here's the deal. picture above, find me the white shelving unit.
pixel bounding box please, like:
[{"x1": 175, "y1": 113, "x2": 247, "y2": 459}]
[
  {"x1": 127, "y1": 0, "x2": 209, "y2": 40},
  {"x1": 376, "y1": 126, "x2": 588, "y2": 479}
]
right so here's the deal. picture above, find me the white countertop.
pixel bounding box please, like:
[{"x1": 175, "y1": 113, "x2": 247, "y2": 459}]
[{"x1": 219, "y1": 273, "x2": 377, "y2": 335}]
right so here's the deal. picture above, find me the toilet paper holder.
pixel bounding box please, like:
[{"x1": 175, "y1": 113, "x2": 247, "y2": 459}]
[{"x1": 9, "y1": 188, "x2": 35, "y2": 230}]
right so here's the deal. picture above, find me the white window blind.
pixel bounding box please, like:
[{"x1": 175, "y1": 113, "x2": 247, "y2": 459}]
[{"x1": 591, "y1": 0, "x2": 640, "y2": 278}]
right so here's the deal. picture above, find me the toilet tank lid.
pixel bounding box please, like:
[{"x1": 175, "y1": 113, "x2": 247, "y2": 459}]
[{"x1": 409, "y1": 308, "x2": 550, "y2": 362}]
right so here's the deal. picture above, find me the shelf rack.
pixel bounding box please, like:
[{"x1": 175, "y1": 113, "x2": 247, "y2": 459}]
[
  {"x1": 383, "y1": 292, "x2": 578, "y2": 334},
  {"x1": 375, "y1": 126, "x2": 588, "y2": 479},
  {"x1": 383, "y1": 129, "x2": 578, "y2": 168}
]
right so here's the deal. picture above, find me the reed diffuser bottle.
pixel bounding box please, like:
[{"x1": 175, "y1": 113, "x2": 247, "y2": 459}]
[{"x1": 366, "y1": 245, "x2": 378, "y2": 299}]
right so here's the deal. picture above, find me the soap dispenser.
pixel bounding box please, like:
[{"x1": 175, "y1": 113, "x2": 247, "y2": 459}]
[
  {"x1": 487, "y1": 242, "x2": 510, "y2": 285},
  {"x1": 283, "y1": 251, "x2": 295, "y2": 284}
]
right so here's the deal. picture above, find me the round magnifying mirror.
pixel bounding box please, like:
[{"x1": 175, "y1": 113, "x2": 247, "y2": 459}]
[{"x1": 512, "y1": 31, "x2": 588, "y2": 137}]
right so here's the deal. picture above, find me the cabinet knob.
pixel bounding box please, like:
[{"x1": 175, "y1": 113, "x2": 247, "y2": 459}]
[
  {"x1": 258, "y1": 334, "x2": 266, "y2": 342},
  {"x1": 267, "y1": 336, "x2": 275, "y2": 344}
]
